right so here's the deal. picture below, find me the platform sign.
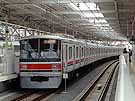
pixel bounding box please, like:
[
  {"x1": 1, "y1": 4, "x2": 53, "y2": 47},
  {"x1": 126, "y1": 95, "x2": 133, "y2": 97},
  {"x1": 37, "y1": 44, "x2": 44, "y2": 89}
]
[{"x1": 63, "y1": 73, "x2": 68, "y2": 79}]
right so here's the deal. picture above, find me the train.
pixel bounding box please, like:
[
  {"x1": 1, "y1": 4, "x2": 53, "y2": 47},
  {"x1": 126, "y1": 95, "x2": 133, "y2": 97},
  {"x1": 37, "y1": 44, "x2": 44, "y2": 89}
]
[{"x1": 19, "y1": 34, "x2": 123, "y2": 88}]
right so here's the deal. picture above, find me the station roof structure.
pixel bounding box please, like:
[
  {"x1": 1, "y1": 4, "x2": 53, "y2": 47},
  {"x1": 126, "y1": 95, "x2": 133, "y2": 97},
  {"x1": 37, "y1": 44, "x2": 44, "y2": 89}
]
[{"x1": 0, "y1": 0, "x2": 134, "y2": 41}]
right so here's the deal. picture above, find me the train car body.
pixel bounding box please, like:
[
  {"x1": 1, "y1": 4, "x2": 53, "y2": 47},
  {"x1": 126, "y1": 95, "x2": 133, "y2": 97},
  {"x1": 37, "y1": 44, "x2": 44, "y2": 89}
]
[{"x1": 19, "y1": 34, "x2": 123, "y2": 88}]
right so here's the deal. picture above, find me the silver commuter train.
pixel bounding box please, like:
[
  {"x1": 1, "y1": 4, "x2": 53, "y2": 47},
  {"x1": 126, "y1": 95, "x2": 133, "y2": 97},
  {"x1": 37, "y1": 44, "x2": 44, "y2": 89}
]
[{"x1": 19, "y1": 34, "x2": 123, "y2": 88}]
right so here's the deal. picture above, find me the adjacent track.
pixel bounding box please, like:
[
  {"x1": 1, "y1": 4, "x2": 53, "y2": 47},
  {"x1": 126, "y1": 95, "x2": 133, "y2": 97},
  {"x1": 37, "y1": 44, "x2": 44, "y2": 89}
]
[{"x1": 73, "y1": 61, "x2": 118, "y2": 101}]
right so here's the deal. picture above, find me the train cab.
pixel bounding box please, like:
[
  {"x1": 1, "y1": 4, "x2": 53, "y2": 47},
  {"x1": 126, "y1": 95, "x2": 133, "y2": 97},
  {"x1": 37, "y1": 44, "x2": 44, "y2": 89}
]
[{"x1": 20, "y1": 35, "x2": 62, "y2": 88}]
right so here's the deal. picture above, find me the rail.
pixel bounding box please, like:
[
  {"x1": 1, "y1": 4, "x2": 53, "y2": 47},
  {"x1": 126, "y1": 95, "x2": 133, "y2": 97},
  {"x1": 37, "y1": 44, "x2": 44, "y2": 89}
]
[
  {"x1": 73, "y1": 60, "x2": 118, "y2": 101},
  {"x1": 115, "y1": 54, "x2": 135, "y2": 101}
]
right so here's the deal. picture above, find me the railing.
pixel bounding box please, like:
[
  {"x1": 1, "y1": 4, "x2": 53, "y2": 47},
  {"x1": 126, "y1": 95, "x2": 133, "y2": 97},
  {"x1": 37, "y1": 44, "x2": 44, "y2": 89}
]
[{"x1": 115, "y1": 54, "x2": 135, "y2": 101}]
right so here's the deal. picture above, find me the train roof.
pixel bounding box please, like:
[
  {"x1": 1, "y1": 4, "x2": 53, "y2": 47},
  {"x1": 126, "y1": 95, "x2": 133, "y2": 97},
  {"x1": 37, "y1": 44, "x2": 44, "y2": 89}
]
[
  {"x1": 20, "y1": 34, "x2": 86, "y2": 43},
  {"x1": 20, "y1": 34, "x2": 123, "y2": 48}
]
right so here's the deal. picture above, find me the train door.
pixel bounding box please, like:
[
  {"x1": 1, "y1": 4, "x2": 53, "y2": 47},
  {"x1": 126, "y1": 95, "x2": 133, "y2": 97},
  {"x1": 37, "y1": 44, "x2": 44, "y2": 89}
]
[
  {"x1": 62, "y1": 43, "x2": 68, "y2": 72},
  {"x1": 73, "y1": 45, "x2": 76, "y2": 69}
]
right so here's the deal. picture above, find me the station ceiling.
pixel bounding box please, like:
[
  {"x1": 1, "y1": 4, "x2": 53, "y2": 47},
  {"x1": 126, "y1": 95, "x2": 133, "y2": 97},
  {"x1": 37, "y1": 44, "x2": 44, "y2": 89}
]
[{"x1": 0, "y1": 0, "x2": 134, "y2": 41}]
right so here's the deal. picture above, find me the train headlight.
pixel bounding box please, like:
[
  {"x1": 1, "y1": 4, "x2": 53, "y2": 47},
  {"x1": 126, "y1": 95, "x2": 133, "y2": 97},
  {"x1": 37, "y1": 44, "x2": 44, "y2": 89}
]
[
  {"x1": 52, "y1": 64, "x2": 58, "y2": 72},
  {"x1": 52, "y1": 64, "x2": 57, "y2": 69},
  {"x1": 20, "y1": 64, "x2": 27, "y2": 69}
]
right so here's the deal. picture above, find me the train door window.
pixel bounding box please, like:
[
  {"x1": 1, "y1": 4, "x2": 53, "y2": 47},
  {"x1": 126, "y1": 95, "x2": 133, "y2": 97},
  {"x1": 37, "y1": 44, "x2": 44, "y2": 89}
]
[
  {"x1": 85, "y1": 48, "x2": 89, "y2": 57},
  {"x1": 88, "y1": 48, "x2": 89, "y2": 57},
  {"x1": 73, "y1": 45, "x2": 75, "y2": 59},
  {"x1": 83, "y1": 47, "x2": 85, "y2": 57},
  {"x1": 66, "y1": 45, "x2": 68, "y2": 61},
  {"x1": 84, "y1": 47, "x2": 87, "y2": 57},
  {"x1": 92, "y1": 47, "x2": 94, "y2": 55},
  {"x1": 69, "y1": 46, "x2": 73, "y2": 60},
  {"x1": 90, "y1": 47, "x2": 92, "y2": 55},
  {"x1": 81, "y1": 47, "x2": 84, "y2": 57},
  {"x1": 89, "y1": 47, "x2": 91, "y2": 56},
  {"x1": 89, "y1": 47, "x2": 90, "y2": 56},
  {"x1": 63, "y1": 44, "x2": 67, "y2": 62},
  {"x1": 79, "y1": 46, "x2": 81, "y2": 58},
  {"x1": 76, "y1": 46, "x2": 79, "y2": 58},
  {"x1": 85, "y1": 47, "x2": 86, "y2": 57}
]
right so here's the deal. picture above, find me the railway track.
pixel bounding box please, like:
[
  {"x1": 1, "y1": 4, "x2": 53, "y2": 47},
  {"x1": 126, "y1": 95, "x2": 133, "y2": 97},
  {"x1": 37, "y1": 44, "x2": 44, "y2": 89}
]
[
  {"x1": 11, "y1": 90, "x2": 55, "y2": 101},
  {"x1": 11, "y1": 85, "x2": 66, "y2": 101},
  {"x1": 73, "y1": 61, "x2": 118, "y2": 101}
]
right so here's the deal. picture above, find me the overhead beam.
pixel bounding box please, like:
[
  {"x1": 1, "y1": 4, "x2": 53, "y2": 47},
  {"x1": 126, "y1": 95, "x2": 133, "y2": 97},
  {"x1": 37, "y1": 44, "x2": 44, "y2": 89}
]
[
  {"x1": 78, "y1": 23, "x2": 118, "y2": 25},
  {"x1": 53, "y1": 10, "x2": 116, "y2": 15},
  {"x1": 119, "y1": 9, "x2": 135, "y2": 13},
  {"x1": 35, "y1": 0, "x2": 115, "y2": 4},
  {"x1": 67, "y1": 17, "x2": 117, "y2": 21}
]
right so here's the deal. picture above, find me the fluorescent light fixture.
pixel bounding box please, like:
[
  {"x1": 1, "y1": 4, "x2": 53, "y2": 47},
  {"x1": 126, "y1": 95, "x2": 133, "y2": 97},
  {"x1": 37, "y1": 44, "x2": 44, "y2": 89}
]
[
  {"x1": 69, "y1": 2, "x2": 118, "y2": 38},
  {"x1": 86, "y1": 3, "x2": 100, "y2": 10},
  {"x1": 69, "y1": 3, "x2": 89, "y2": 10},
  {"x1": 79, "y1": 3, "x2": 89, "y2": 10},
  {"x1": 94, "y1": 13, "x2": 104, "y2": 17},
  {"x1": 99, "y1": 19, "x2": 107, "y2": 23},
  {"x1": 89, "y1": 19, "x2": 95, "y2": 23},
  {"x1": 84, "y1": 12, "x2": 95, "y2": 17},
  {"x1": 70, "y1": 3, "x2": 80, "y2": 10},
  {"x1": 70, "y1": 3, "x2": 100, "y2": 11},
  {"x1": 84, "y1": 12, "x2": 104, "y2": 18},
  {"x1": 102, "y1": 27, "x2": 112, "y2": 30},
  {"x1": 103, "y1": 29, "x2": 114, "y2": 32},
  {"x1": 94, "y1": 24, "x2": 110, "y2": 27},
  {"x1": 89, "y1": 19, "x2": 107, "y2": 24}
]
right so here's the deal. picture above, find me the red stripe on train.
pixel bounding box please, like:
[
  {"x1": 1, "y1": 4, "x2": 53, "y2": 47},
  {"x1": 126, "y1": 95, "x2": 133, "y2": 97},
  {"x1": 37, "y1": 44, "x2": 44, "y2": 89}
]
[
  {"x1": 67, "y1": 61, "x2": 74, "y2": 65},
  {"x1": 20, "y1": 64, "x2": 61, "y2": 70},
  {"x1": 75, "y1": 60, "x2": 80, "y2": 64},
  {"x1": 27, "y1": 64, "x2": 52, "y2": 69}
]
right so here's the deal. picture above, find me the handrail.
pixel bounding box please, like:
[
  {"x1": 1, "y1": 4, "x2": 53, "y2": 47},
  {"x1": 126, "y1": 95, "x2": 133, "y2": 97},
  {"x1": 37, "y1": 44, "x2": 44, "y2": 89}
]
[{"x1": 115, "y1": 55, "x2": 135, "y2": 101}]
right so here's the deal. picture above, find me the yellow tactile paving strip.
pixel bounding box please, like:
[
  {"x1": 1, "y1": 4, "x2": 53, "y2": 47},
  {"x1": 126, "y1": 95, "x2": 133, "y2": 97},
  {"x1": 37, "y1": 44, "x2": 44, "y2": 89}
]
[{"x1": 130, "y1": 62, "x2": 135, "y2": 74}]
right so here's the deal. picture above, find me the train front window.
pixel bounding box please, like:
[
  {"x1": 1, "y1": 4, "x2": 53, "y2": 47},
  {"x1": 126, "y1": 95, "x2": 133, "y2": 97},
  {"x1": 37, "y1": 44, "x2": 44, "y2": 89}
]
[
  {"x1": 20, "y1": 39, "x2": 61, "y2": 62},
  {"x1": 40, "y1": 39, "x2": 61, "y2": 62},
  {"x1": 20, "y1": 39, "x2": 38, "y2": 59}
]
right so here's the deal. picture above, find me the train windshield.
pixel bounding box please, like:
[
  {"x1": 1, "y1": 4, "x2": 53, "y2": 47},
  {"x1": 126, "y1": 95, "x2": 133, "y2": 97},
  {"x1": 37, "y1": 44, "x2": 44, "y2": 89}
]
[{"x1": 20, "y1": 39, "x2": 61, "y2": 62}]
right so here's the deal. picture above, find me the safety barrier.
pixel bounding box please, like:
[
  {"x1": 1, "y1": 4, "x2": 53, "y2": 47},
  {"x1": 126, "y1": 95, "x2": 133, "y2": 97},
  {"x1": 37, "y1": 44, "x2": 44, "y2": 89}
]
[{"x1": 115, "y1": 54, "x2": 135, "y2": 101}]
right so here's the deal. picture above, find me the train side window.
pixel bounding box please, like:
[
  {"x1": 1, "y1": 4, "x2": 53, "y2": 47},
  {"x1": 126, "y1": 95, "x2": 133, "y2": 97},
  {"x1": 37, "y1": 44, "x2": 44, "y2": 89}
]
[
  {"x1": 66, "y1": 45, "x2": 68, "y2": 61},
  {"x1": 69, "y1": 46, "x2": 72, "y2": 60},
  {"x1": 76, "y1": 47, "x2": 79, "y2": 58},
  {"x1": 89, "y1": 48, "x2": 91, "y2": 56},
  {"x1": 73, "y1": 45, "x2": 75, "y2": 58},
  {"x1": 79, "y1": 46, "x2": 81, "y2": 58},
  {"x1": 84, "y1": 47, "x2": 86, "y2": 57},
  {"x1": 82, "y1": 47, "x2": 83, "y2": 57}
]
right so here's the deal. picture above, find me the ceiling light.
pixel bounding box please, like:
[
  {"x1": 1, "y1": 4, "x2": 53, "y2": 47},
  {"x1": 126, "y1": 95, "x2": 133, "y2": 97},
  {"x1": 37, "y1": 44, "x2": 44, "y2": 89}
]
[
  {"x1": 86, "y1": 3, "x2": 100, "y2": 10},
  {"x1": 69, "y1": 3, "x2": 100, "y2": 11},
  {"x1": 79, "y1": 3, "x2": 89, "y2": 10},
  {"x1": 70, "y1": 3, "x2": 89, "y2": 10},
  {"x1": 99, "y1": 19, "x2": 107, "y2": 23},
  {"x1": 84, "y1": 12, "x2": 95, "y2": 17},
  {"x1": 70, "y1": 3, "x2": 80, "y2": 10},
  {"x1": 94, "y1": 24, "x2": 110, "y2": 27},
  {"x1": 94, "y1": 13, "x2": 104, "y2": 17}
]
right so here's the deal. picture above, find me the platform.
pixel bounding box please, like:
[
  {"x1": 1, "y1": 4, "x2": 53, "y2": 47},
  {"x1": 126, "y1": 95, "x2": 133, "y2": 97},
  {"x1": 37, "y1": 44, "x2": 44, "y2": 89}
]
[
  {"x1": 129, "y1": 61, "x2": 135, "y2": 92},
  {"x1": 0, "y1": 74, "x2": 17, "y2": 82},
  {"x1": 115, "y1": 55, "x2": 135, "y2": 101}
]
